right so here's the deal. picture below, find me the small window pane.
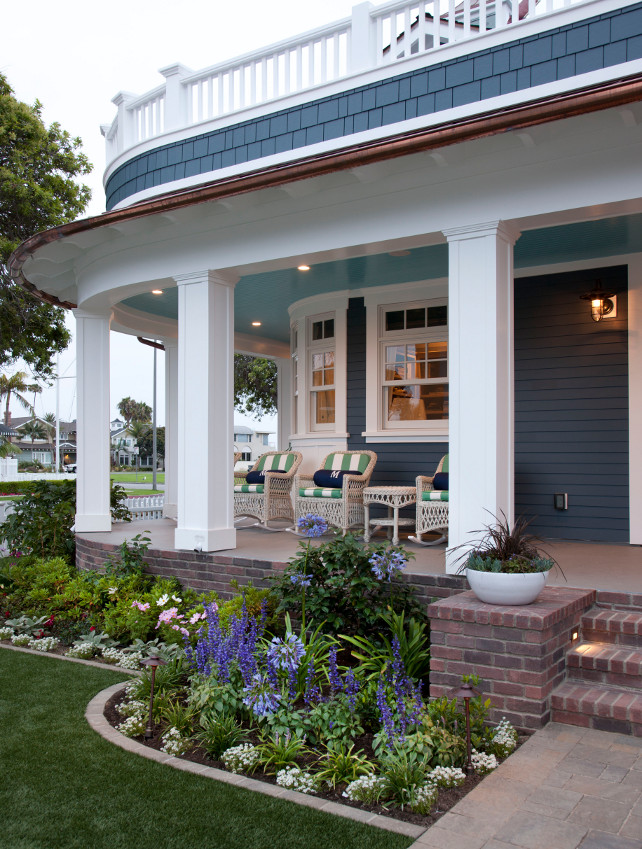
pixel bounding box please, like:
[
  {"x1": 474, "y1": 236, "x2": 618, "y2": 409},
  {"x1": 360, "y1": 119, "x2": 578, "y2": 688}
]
[
  {"x1": 312, "y1": 353, "x2": 324, "y2": 369},
  {"x1": 427, "y1": 341, "x2": 447, "y2": 359},
  {"x1": 427, "y1": 305, "x2": 447, "y2": 327},
  {"x1": 386, "y1": 384, "x2": 448, "y2": 421},
  {"x1": 427, "y1": 361, "x2": 448, "y2": 378},
  {"x1": 385, "y1": 365, "x2": 404, "y2": 381},
  {"x1": 314, "y1": 390, "x2": 335, "y2": 424},
  {"x1": 324, "y1": 351, "x2": 334, "y2": 366},
  {"x1": 324, "y1": 319, "x2": 334, "y2": 339},
  {"x1": 324, "y1": 368, "x2": 334, "y2": 385},
  {"x1": 406, "y1": 308, "x2": 426, "y2": 329},
  {"x1": 385, "y1": 345, "x2": 405, "y2": 365},
  {"x1": 385, "y1": 310, "x2": 404, "y2": 331},
  {"x1": 312, "y1": 369, "x2": 323, "y2": 387},
  {"x1": 312, "y1": 321, "x2": 323, "y2": 340}
]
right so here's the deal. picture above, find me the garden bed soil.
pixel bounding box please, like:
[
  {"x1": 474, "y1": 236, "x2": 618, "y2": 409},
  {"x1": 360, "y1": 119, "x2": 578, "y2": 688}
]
[{"x1": 103, "y1": 687, "x2": 529, "y2": 828}]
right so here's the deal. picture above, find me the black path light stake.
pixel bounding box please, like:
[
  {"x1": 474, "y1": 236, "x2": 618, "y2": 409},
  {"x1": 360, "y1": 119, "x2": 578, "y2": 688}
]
[
  {"x1": 449, "y1": 680, "x2": 481, "y2": 774},
  {"x1": 141, "y1": 653, "x2": 167, "y2": 739}
]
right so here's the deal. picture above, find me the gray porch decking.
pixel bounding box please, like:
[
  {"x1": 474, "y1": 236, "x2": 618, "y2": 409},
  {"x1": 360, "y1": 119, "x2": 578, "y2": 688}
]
[{"x1": 78, "y1": 518, "x2": 642, "y2": 594}]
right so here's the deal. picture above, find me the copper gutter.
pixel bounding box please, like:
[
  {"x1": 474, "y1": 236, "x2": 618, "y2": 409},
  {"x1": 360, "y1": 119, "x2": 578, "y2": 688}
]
[
  {"x1": 10, "y1": 72, "x2": 642, "y2": 308},
  {"x1": 137, "y1": 337, "x2": 165, "y2": 351}
]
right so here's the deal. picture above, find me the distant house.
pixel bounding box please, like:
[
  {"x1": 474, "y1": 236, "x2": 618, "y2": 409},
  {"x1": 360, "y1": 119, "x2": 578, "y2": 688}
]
[
  {"x1": 9, "y1": 417, "x2": 77, "y2": 467},
  {"x1": 110, "y1": 425, "x2": 154, "y2": 468},
  {"x1": 234, "y1": 425, "x2": 275, "y2": 464}
]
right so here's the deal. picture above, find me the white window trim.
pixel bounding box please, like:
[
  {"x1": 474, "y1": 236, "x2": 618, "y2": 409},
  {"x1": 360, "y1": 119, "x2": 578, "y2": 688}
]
[
  {"x1": 363, "y1": 279, "x2": 449, "y2": 443},
  {"x1": 289, "y1": 292, "x2": 349, "y2": 439}
]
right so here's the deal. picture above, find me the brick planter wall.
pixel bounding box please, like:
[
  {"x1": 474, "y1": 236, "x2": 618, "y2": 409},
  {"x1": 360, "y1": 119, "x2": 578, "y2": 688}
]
[
  {"x1": 429, "y1": 587, "x2": 597, "y2": 730},
  {"x1": 75, "y1": 537, "x2": 466, "y2": 605}
]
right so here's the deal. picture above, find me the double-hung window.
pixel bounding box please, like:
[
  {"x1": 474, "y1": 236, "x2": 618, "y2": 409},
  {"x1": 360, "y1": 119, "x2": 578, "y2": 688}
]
[{"x1": 309, "y1": 315, "x2": 335, "y2": 430}]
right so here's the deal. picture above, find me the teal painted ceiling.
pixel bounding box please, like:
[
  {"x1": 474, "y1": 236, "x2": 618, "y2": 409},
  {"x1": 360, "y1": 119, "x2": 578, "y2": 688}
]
[{"x1": 121, "y1": 213, "x2": 642, "y2": 343}]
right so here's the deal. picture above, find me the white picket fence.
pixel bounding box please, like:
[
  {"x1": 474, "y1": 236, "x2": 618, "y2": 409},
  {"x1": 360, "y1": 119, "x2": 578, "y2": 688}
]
[{"x1": 124, "y1": 495, "x2": 165, "y2": 521}]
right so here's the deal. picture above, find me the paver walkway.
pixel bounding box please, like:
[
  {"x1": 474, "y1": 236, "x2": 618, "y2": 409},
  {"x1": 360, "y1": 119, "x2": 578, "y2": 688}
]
[{"x1": 410, "y1": 723, "x2": 642, "y2": 849}]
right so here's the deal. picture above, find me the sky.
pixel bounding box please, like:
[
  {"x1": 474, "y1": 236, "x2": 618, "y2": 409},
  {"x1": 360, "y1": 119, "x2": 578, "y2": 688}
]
[{"x1": 2, "y1": 0, "x2": 361, "y2": 430}]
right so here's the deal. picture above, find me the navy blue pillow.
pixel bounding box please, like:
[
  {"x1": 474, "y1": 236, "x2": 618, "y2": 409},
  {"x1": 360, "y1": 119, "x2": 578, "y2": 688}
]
[
  {"x1": 313, "y1": 469, "x2": 349, "y2": 488},
  {"x1": 433, "y1": 472, "x2": 449, "y2": 491},
  {"x1": 246, "y1": 469, "x2": 287, "y2": 484}
]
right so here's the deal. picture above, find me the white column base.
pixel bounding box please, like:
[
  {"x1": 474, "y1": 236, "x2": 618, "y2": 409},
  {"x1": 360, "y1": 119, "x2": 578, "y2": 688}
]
[
  {"x1": 74, "y1": 514, "x2": 112, "y2": 533},
  {"x1": 163, "y1": 504, "x2": 178, "y2": 520},
  {"x1": 174, "y1": 526, "x2": 236, "y2": 552}
]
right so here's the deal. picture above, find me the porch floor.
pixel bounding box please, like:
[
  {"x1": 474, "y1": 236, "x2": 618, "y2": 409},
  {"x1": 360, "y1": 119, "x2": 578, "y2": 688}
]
[{"x1": 78, "y1": 518, "x2": 642, "y2": 594}]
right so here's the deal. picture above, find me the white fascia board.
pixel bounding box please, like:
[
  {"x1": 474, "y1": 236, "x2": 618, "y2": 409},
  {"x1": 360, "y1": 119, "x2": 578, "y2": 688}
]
[{"x1": 109, "y1": 59, "x2": 642, "y2": 211}]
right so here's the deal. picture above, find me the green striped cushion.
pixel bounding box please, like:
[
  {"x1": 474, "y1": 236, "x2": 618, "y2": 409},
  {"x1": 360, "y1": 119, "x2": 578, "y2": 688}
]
[
  {"x1": 422, "y1": 490, "x2": 449, "y2": 502},
  {"x1": 299, "y1": 487, "x2": 343, "y2": 499},
  {"x1": 323, "y1": 453, "x2": 370, "y2": 474},
  {"x1": 235, "y1": 484, "x2": 264, "y2": 494},
  {"x1": 256, "y1": 453, "x2": 296, "y2": 473},
  {"x1": 442, "y1": 454, "x2": 449, "y2": 473}
]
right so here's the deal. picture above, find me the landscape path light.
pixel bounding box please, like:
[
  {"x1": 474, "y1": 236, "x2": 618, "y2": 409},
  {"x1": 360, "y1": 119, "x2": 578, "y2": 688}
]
[
  {"x1": 141, "y1": 653, "x2": 167, "y2": 739},
  {"x1": 449, "y1": 679, "x2": 481, "y2": 774}
]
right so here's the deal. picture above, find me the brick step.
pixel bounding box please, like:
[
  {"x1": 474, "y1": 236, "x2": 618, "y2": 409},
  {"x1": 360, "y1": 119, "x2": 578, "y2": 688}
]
[
  {"x1": 595, "y1": 591, "x2": 642, "y2": 611},
  {"x1": 567, "y1": 642, "x2": 642, "y2": 690},
  {"x1": 551, "y1": 681, "x2": 642, "y2": 736},
  {"x1": 581, "y1": 608, "x2": 642, "y2": 647}
]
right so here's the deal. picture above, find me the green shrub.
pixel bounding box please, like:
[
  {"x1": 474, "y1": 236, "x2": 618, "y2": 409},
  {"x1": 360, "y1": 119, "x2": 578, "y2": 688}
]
[{"x1": 271, "y1": 533, "x2": 425, "y2": 636}]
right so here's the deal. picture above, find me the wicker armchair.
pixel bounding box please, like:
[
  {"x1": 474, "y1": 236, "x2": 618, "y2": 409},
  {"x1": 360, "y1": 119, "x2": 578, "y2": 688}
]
[
  {"x1": 293, "y1": 450, "x2": 377, "y2": 535},
  {"x1": 234, "y1": 450, "x2": 302, "y2": 529},
  {"x1": 409, "y1": 454, "x2": 449, "y2": 546}
]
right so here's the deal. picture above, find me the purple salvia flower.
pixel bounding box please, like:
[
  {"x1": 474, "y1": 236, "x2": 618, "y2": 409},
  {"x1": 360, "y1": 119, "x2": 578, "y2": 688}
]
[
  {"x1": 328, "y1": 646, "x2": 342, "y2": 695},
  {"x1": 304, "y1": 656, "x2": 320, "y2": 706},
  {"x1": 345, "y1": 668, "x2": 360, "y2": 713}
]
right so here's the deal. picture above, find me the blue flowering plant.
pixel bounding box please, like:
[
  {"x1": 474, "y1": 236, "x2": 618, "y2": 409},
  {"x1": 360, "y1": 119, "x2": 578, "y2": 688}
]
[
  {"x1": 271, "y1": 531, "x2": 423, "y2": 637},
  {"x1": 292, "y1": 514, "x2": 328, "y2": 633}
]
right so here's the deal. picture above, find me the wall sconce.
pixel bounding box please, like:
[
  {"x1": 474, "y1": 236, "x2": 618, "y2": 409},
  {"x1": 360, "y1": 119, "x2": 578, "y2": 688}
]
[{"x1": 580, "y1": 283, "x2": 616, "y2": 322}]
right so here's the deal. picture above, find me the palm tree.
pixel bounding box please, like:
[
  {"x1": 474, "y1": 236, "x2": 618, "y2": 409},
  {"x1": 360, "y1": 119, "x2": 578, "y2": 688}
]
[
  {"x1": 21, "y1": 418, "x2": 47, "y2": 444},
  {"x1": 0, "y1": 372, "x2": 42, "y2": 426},
  {"x1": 128, "y1": 421, "x2": 151, "y2": 465}
]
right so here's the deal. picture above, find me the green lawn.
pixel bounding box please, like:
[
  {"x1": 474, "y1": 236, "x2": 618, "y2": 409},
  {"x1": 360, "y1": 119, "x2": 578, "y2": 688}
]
[
  {"x1": 111, "y1": 472, "x2": 165, "y2": 484},
  {"x1": 0, "y1": 650, "x2": 412, "y2": 849}
]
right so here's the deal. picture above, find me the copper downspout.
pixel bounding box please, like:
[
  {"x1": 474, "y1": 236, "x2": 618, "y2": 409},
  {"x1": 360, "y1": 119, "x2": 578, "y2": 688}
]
[
  {"x1": 137, "y1": 337, "x2": 165, "y2": 351},
  {"x1": 9, "y1": 73, "x2": 642, "y2": 308}
]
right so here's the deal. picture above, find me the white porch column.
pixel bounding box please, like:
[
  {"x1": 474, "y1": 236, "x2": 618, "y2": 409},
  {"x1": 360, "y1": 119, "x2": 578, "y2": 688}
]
[
  {"x1": 276, "y1": 357, "x2": 292, "y2": 451},
  {"x1": 174, "y1": 270, "x2": 238, "y2": 551},
  {"x1": 443, "y1": 221, "x2": 520, "y2": 573},
  {"x1": 163, "y1": 339, "x2": 178, "y2": 519},
  {"x1": 628, "y1": 255, "x2": 642, "y2": 544},
  {"x1": 74, "y1": 310, "x2": 112, "y2": 532}
]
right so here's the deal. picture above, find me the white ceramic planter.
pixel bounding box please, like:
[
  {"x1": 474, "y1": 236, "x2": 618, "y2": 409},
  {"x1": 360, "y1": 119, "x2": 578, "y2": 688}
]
[{"x1": 465, "y1": 568, "x2": 549, "y2": 605}]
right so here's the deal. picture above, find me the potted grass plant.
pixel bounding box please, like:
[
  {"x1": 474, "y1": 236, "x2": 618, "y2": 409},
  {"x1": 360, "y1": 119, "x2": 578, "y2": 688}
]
[{"x1": 457, "y1": 513, "x2": 557, "y2": 605}]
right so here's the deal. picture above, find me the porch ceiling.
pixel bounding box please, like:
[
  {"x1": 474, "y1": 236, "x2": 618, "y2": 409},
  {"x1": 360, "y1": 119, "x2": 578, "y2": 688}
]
[{"x1": 118, "y1": 211, "x2": 642, "y2": 344}]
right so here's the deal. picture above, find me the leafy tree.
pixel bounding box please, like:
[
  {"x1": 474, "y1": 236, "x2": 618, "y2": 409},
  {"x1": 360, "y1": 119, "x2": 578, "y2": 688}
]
[
  {"x1": 234, "y1": 354, "x2": 277, "y2": 417},
  {"x1": 138, "y1": 425, "x2": 165, "y2": 460},
  {"x1": 20, "y1": 417, "x2": 47, "y2": 444},
  {"x1": 117, "y1": 397, "x2": 152, "y2": 426},
  {"x1": 128, "y1": 421, "x2": 151, "y2": 457},
  {"x1": 0, "y1": 73, "x2": 92, "y2": 379},
  {"x1": 0, "y1": 371, "x2": 41, "y2": 425}
]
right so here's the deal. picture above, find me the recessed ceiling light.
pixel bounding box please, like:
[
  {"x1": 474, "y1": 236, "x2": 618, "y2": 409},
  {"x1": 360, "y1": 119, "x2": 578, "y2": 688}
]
[
  {"x1": 251, "y1": 321, "x2": 262, "y2": 326},
  {"x1": 297, "y1": 264, "x2": 310, "y2": 271},
  {"x1": 388, "y1": 250, "x2": 411, "y2": 257},
  {"x1": 152, "y1": 289, "x2": 163, "y2": 294}
]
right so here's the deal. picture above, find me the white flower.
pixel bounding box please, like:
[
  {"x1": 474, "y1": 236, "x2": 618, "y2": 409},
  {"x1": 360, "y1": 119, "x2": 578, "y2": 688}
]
[
  {"x1": 407, "y1": 783, "x2": 438, "y2": 815},
  {"x1": 118, "y1": 714, "x2": 146, "y2": 737},
  {"x1": 66, "y1": 642, "x2": 96, "y2": 659},
  {"x1": 491, "y1": 718, "x2": 518, "y2": 757},
  {"x1": 11, "y1": 634, "x2": 31, "y2": 647},
  {"x1": 108, "y1": 587, "x2": 118, "y2": 595},
  {"x1": 343, "y1": 774, "x2": 387, "y2": 804},
  {"x1": 222, "y1": 743, "x2": 260, "y2": 774},
  {"x1": 156, "y1": 594, "x2": 169, "y2": 607},
  {"x1": 171, "y1": 595, "x2": 182, "y2": 603},
  {"x1": 427, "y1": 766, "x2": 466, "y2": 789},
  {"x1": 160, "y1": 727, "x2": 191, "y2": 756},
  {"x1": 276, "y1": 767, "x2": 318, "y2": 794},
  {"x1": 0, "y1": 626, "x2": 15, "y2": 640},
  {"x1": 116, "y1": 699, "x2": 147, "y2": 718},
  {"x1": 28, "y1": 637, "x2": 59, "y2": 652},
  {"x1": 471, "y1": 750, "x2": 498, "y2": 775}
]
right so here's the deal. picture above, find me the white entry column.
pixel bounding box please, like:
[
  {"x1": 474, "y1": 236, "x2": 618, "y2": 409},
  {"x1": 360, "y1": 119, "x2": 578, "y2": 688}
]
[
  {"x1": 74, "y1": 310, "x2": 112, "y2": 532},
  {"x1": 443, "y1": 221, "x2": 519, "y2": 572},
  {"x1": 174, "y1": 270, "x2": 237, "y2": 551},
  {"x1": 276, "y1": 357, "x2": 292, "y2": 450},
  {"x1": 163, "y1": 339, "x2": 178, "y2": 519}
]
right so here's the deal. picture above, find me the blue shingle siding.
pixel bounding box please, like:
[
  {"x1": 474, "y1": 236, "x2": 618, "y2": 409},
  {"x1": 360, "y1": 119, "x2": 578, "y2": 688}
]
[
  {"x1": 514, "y1": 266, "x2": 629, "y2": 543},
  {"x1": 345, "y1": 298, "x2": 448, "y2": 507},
  {"x1": 106, "y1": 2, "x2": 642, "y2": 207}
]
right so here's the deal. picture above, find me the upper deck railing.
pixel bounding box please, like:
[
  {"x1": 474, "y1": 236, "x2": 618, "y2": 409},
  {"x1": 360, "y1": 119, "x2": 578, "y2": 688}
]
[{"x1": 102, "y1": 0, "x2": 593, "y2": 164}]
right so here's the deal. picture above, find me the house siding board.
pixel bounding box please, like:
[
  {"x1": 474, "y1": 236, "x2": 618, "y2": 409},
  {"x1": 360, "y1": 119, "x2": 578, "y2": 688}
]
[
  {"x1": 514, "y1": 266, "x2": 629, "y2": 543},
  {"x1": 106, "y1": 2, "x2": 642, "y2": 208}
]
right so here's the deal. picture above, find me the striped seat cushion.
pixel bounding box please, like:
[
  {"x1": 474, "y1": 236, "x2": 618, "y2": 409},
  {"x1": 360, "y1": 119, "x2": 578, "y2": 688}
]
[
  {"x1": 256, "y1": 453, "x2": 297, "y2": 473},
  {"x1": 299, "y1": 487, "x2": 343, "y2": 499},
  {"x1": 323, "y1": 453, "x2": 370, "y2": 474},
  {"x1": 422, "y1": 490, "x2": 449, "y2": 502},
  {"x1": 235, "y1": 484, "x2": 264, "y2": 494}
]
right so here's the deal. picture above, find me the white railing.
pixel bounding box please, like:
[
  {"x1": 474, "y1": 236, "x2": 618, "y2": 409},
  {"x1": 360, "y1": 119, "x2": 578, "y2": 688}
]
[
  {"x1": 123, "y1": 495, "x2": 165, "y2": 522},
  {"x1": 103, "y1": 0, "x2": 593, "y2": 161}
]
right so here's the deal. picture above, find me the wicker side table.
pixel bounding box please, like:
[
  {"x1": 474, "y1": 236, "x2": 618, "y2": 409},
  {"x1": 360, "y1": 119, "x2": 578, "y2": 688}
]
[{"x1": 363, "y1": 486, "x2": 416, "y2": 546}]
